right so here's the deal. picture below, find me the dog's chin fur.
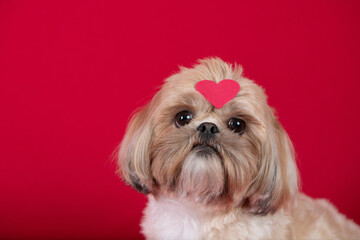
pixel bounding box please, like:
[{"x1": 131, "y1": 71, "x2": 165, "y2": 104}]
[
  {"x1": 176, "y1": 146, "x2": 225, "y2": 204},
  {"x1": 118, "y1": 57, "x2": 360, "y2": 239}
]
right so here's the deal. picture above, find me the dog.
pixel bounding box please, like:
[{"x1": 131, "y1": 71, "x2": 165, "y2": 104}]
[{"x1": 117, "y1": 57, "x2": 360, "y2": 239}]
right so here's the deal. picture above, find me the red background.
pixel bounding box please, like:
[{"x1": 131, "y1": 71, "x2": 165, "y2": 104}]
[{"x1": 1, "y1": 0, "x2": 360, "y2": 239}]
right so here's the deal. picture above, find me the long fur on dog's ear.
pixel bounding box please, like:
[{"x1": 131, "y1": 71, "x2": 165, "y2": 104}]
[
  {"x1": 244, "y1": 108, "x2": 299, "y2": 215},
  {"x1": 118, "y1": 103, "x2": 155, "y2": 194}
]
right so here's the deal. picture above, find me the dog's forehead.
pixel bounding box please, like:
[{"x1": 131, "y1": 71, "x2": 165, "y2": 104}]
[
  {"x1": 163, "y1": 76, "x2": 265, "y2": 107},
  {"x1": 155, "y1": 83, "x2": 265, "y2": 129}
]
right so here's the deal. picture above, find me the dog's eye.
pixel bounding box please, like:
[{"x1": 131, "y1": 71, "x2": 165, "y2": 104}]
[
  {"x1": 227, "y1": 118, "x2": 246, "y2": 134},
  {"x1": 175, "y1": 111, "x2": 193, "y2": 127}
]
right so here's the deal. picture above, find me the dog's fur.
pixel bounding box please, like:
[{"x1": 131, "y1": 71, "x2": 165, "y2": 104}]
[{"x1": 118, "y1": 58, "x2": 360, "y2": 239}]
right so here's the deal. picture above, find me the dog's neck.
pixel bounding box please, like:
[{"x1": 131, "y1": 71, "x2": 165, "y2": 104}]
[
  {"x1": 141, "y1": 194, "x2": 244, "y2": 239},
  {"x1": 140, "y1": 194, "x2": 296, "y2": 240}
]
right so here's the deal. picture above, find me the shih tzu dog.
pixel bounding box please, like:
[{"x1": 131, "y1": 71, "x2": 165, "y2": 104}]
[{"x1": 117, "y1": 58, "x2": 360, "y2": 239}]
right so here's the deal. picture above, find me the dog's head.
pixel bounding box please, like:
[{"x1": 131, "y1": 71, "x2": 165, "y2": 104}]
[{"x1": 118, "y1": 58, "x2": 299, "y2": 214}]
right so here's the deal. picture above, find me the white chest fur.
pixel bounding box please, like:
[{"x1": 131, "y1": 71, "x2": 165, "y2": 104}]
[
  {"x1": 139, "y1": 194, "x2": 360, "y2": 240},
  {"x1": 141, "y1": 196, "x2": 202, "y2": 240},
  {"x1": 140, "y1": 195, "x2": 294, "y2": 240}
]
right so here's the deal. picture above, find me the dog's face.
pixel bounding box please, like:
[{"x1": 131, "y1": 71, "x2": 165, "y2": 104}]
[{"x1": 119, "y1": 58, "x2": 299, "y2": 214}]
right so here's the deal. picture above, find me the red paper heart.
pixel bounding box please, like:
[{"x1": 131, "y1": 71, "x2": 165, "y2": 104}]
[{"x1": 195, "y1": 79, "x2": 240, "y2": 109}]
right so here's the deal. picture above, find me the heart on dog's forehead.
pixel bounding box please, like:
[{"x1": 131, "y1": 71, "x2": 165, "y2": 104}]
[{"x1": 195, "y1": 79, "x2": 240, "y2": 109}]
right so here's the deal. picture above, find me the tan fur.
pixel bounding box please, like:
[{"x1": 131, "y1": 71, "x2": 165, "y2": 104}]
[{"x1": 118, "y1": 57, "x2": 360, "y2": 239}]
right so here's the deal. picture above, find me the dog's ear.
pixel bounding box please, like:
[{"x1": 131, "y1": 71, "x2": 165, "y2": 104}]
[
  {"x1": 118, "y1": 103, "x2": 155, "y2": 194},
  {"x1": 244, "y1": 108, "x2": 299, "y2": 215}
]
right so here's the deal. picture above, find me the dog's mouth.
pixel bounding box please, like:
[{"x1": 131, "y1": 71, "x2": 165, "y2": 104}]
[{"x1": 192, "y1": 143, "x2": 219, "y2": 155}]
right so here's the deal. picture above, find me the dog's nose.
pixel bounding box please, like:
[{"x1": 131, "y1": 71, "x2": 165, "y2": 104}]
[{"x1": 197, "y1": 122, "x2": 219, "y2": 135}]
